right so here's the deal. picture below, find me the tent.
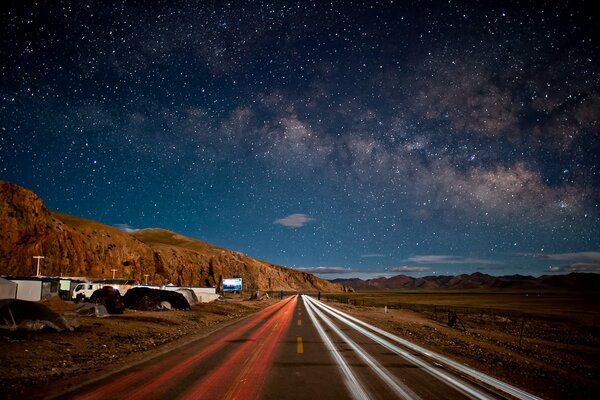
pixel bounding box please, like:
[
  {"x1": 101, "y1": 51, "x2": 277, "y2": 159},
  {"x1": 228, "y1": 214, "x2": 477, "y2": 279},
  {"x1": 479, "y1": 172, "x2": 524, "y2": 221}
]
[
  {"x1": 0, "y1": 277, "x2": 17, "y2": 300},
  {"x1": 176, "y1": 288, "x2": 198, "y2": 306},
  {"x1": 0, "y1": 299, "x2": 78, "y2": 331}
]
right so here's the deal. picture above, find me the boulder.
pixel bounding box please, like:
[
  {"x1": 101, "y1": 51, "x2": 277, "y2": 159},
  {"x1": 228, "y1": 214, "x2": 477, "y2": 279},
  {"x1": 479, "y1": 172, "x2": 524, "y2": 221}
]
[{"x1": 74, "y1": 302, "x2": 109, "y2": 318}]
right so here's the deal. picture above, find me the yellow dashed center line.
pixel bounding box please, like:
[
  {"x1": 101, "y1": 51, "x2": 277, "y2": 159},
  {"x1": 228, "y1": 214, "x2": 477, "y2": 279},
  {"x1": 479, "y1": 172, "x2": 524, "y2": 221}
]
[
  {"x1": 297, "y1": 319, "x2": 302, "y2": 326},
  {"x1": 297, "y1": 336, "x2": 304, "y2": 354}
]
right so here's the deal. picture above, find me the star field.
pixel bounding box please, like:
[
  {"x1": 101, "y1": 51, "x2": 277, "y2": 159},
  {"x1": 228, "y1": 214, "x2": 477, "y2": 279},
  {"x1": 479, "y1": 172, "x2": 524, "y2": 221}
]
[{"x1": 1, "y1": 0, "x2": 599, "y2": 278}]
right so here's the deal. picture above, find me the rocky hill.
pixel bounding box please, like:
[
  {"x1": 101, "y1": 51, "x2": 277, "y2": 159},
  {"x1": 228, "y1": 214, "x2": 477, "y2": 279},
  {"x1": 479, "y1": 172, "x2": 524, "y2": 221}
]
[
  {"x1": 331, "y1": 271, "x2": 600, "y2": 291},
  {"x1": 0, "y1": 181, "x2": 352, "y2": 293}
]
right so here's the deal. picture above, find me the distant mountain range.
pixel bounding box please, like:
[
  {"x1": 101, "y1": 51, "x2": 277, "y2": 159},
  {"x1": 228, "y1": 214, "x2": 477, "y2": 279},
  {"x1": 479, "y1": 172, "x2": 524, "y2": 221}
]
[
  {"x1": 331, "y1": 271, "x2": 600, "y2": 291},
  {"x1": 0, "y1": 181, "x2": 351, "y2": 293}
]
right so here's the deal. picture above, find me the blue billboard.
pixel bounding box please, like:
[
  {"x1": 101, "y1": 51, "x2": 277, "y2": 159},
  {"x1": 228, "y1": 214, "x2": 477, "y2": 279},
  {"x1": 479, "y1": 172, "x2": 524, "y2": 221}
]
[{"x1": 223, "y1": 278, "x2": 242, "y2": 291}]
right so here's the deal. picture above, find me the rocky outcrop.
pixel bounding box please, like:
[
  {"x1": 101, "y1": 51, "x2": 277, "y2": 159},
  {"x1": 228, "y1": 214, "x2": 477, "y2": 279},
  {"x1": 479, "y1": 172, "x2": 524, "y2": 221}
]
[
  {"x1": 129, "y1": 228, "x2": 352, "y2": 292},
  {"x1": 0, "y1": 181, "x2": 352, "y2": 293}
]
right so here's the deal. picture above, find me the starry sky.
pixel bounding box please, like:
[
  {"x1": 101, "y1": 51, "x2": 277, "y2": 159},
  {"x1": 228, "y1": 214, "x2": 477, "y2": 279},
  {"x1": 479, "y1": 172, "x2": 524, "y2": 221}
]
[{"x1": 1, "y1": 0, "x2": 599, "y2": 279}]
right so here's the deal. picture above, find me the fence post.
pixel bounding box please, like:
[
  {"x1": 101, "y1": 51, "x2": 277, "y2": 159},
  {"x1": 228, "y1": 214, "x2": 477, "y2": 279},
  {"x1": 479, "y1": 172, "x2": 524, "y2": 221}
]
[{"x1": 519, "y1": 318, "x2": 526, "y2": 348}]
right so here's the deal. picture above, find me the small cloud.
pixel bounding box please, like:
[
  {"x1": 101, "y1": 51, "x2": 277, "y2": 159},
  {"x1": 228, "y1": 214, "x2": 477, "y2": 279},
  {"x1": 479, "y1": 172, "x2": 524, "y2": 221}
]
[
  {"x1": 361, "y1": 254, "x2": 385, "y2": 258},
  {"x1": 406, "y1": 255, "x2": 496, "y2": 265},
  {"x1": 296, "y1": 266, "x2": 353, "y2": 274},
  {"x1": 273, "y1": 213, "x2": 315, "y2": 228},
  {"x1": 546, "y1": 263, "x2": 600, "y2": 273},
  {"x1": 385, "y1": 266, "x2": 432, "y2": 272},
  {"x1": 475, "y1": 265, "x2": 518, "y2": 271},
  {"x1": 539, "y1": 252, "x2": 600, "y2": 262},
  {"x1": 115, "y1": 224, "x2": 140, "y2": 233}
]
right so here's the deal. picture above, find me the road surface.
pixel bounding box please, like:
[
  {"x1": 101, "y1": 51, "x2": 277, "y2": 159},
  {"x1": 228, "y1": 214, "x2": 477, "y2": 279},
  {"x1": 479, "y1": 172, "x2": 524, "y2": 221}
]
[{"x1": 59, "y1": 295, "x2": 541, "y2": 400}]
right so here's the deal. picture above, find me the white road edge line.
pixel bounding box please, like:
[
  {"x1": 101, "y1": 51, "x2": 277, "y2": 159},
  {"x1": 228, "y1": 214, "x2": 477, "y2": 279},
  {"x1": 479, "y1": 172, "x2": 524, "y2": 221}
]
[
  {"x1": 307, "y1": 296, "x2": 543, "y2": 400},
  {"x1": 304, "y1": 296, "x2": 419, "y2": 400},
  {"x1": 303, "y1": 295, "x2": 370, "y2": 400}
]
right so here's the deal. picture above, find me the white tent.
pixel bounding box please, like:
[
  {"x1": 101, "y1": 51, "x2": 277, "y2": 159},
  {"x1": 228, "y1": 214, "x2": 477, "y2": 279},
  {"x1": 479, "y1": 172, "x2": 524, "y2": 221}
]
[{"x1": 0, "y1": 277, "x2": 17, "y2": 299}]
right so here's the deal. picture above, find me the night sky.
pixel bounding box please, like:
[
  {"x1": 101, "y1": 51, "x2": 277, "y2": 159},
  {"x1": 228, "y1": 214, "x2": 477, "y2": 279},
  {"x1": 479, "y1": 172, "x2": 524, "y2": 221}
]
[{"x1": 1, "y1": 0, "x2": 599, "y2": 279}]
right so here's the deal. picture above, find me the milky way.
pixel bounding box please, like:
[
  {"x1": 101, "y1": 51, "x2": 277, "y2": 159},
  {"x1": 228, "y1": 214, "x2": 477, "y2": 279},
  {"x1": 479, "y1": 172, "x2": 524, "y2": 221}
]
[{"x1": 1, "y1": 0, "x2": 599, "y2": 278}]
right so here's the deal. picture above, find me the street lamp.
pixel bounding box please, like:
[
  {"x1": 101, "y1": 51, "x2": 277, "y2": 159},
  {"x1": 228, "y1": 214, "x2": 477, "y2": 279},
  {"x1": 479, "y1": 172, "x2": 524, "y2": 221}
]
[{"x1": 33, "y1": 256, "x2": 45, "y2": 276}]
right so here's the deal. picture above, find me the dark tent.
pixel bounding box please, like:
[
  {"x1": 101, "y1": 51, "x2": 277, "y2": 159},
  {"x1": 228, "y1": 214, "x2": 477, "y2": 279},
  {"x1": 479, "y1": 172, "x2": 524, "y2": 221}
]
[
  {"x1": 90, "y1": 286, "x2": 125, "y2": 314},
  {"x1": 0, "y1": 299, "x2": 77, "y2": 331},
  {"x1": 124, "y1": 287, "x2": 190, "y2": 311}
]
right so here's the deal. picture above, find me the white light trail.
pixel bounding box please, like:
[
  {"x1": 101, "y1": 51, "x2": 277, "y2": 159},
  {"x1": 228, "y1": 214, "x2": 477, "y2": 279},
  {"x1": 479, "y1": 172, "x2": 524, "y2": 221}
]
[
  {"x1": 303, "y1": 295, "x2": 370, "y2": 400},
  {"x1": 304, "y1": 295, "x2": 490, "y2": 399},
  {"x1": 304, "y1": 296, "x2": 420, "y2": 400},
  {"x1": 305, "y1": 295, "x2": 542, "y2": 400}
]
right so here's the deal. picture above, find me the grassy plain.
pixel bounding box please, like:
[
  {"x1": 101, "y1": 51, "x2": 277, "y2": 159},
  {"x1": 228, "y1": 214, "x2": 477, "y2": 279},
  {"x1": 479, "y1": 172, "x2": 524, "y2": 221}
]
[{"x1": 324, "y1": 291, "x2": 600, "y2": 323}]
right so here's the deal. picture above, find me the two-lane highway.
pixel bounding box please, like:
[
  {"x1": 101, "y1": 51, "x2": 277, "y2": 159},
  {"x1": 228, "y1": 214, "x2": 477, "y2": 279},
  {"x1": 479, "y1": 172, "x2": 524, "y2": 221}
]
[{"x1": 58, "y1": 295, "x2": 541, "y2": 400}]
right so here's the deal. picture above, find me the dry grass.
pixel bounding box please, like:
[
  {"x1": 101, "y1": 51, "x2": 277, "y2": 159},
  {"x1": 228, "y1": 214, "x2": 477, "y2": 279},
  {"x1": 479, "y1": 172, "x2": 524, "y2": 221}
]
[{"x1": 131, "y1": 228, "x2": 226, "y2": 253}]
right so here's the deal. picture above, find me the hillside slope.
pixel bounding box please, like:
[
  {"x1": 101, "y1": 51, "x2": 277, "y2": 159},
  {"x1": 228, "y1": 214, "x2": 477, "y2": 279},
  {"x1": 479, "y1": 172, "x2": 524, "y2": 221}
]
[{"x1": 0, "y1": 181, "x2": 351, "y2": 293}]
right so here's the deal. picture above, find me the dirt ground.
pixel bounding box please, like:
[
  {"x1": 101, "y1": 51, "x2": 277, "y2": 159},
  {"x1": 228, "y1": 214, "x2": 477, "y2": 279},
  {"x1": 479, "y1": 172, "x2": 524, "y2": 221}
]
[
  {"x1": 1, "y1": 292, "x2": 599, "y2": 400},
  {"x1": 0, "y1": 294, "x2": 278, "y2": 400}
]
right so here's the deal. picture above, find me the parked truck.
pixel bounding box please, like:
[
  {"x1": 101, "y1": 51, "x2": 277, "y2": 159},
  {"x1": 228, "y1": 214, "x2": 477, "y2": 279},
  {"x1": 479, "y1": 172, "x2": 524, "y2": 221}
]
[
  {"x1": 71, "y1": 280, "x2": 133, "y2": 301},
  {"x1": 71, "y1": 283, "x2": 104, "y2": 302}
]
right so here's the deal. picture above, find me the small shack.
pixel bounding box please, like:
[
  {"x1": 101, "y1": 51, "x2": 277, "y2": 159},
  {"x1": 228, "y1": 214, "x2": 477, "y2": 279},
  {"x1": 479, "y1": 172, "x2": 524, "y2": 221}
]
[
  {"x1": 55, "y1": 278, "x2": 84, "y2": 300},
  {"x1": 0, "y1": 277, "x2": 17, "y2": 299},
  {"x1": 5, "y1": 277, "x2": 60, "y2": 301}
]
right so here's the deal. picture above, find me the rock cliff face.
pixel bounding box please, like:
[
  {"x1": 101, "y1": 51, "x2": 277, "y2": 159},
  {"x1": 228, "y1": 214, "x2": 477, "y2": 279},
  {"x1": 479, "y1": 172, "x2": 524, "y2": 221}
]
[{"x1": 0, "y1": 181, "x2": 352, "y2": 293}]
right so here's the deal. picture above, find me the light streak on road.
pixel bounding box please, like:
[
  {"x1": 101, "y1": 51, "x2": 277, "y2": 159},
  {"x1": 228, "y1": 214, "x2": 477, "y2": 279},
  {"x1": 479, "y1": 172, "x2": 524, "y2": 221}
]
[
  {"x1": 304, "y1": 295, "x2": 491, "y2": 399},
  {"x1": 304, "y1": 295, "x2": 542, "y2": 400},
  {"x1": 304, "y1": 297, "x2": 420, "y2": 400},
  {"x1": 69, "y1": 296, "x2": 295, "y2": 400},
  {"x1": 304, "y1": 295, "x2": 370, "y2": 400},
  {"x1": 180, "y1": 295, "x2": 297, "y2": 399}
]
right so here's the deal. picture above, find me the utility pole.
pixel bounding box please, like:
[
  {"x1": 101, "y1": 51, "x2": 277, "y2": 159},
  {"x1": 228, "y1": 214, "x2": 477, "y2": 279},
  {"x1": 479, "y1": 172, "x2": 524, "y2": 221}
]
[
  {"x1": 33, "y1": 256, "x2": 45, "y2": 276},
  {"x1": 111, "y1": 269, "x2": 117, "y2": 279},
  {"x1": 144, "y1": 274, "x2": 149, "y2": 285}
]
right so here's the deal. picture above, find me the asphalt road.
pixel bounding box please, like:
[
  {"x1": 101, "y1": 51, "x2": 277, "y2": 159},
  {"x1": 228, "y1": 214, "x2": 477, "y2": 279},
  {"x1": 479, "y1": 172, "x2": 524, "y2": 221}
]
[{"x1": 59, "y1": 295, "x2": 541, "y2": 400}]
